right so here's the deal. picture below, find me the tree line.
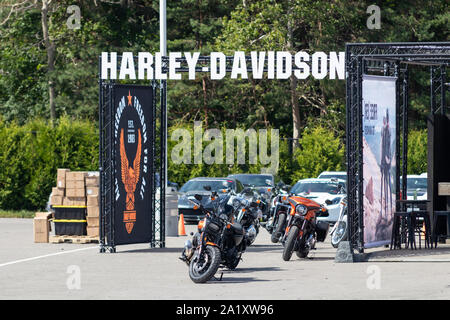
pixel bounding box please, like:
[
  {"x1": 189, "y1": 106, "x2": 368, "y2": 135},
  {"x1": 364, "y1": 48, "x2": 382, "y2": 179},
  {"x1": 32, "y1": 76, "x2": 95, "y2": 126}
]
[{"x1": 0, "y1": 0, "x2": 446, "y2": 209}]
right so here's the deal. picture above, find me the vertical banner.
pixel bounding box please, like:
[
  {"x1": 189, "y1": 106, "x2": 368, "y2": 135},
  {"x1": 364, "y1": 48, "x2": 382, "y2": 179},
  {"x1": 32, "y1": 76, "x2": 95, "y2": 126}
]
[
  {"x1": 113, "y1": 85, "x2": 153, "y2": 245},
  {"x1": 362, "y1": 75, "x2": 396, "y2": 248}
]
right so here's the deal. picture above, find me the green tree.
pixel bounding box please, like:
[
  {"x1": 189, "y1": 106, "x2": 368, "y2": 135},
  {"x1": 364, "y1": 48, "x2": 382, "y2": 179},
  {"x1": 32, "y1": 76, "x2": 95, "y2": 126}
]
[
  {"x1": 292, "y1": 126, "x2": 345, "y2": 180},
  {"x1": 0, "y1": 116, "x2": 98, "y2": 210},
  {"x1": 407, "y1": 129, "x2": 427, "y2": 174}
]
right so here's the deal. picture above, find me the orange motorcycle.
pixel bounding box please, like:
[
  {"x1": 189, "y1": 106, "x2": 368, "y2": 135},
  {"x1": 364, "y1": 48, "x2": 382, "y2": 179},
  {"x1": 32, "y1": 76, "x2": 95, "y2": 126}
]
[{"x1": 281, "y1": 196, "x2": 329, "y2": 261}]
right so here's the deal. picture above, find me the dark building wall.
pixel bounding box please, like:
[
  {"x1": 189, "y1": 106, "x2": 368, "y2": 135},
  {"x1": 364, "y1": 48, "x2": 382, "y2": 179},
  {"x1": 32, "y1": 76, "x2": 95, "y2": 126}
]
[{"x1": 427, "y1": 113, "x2": 450, "y2": 235}]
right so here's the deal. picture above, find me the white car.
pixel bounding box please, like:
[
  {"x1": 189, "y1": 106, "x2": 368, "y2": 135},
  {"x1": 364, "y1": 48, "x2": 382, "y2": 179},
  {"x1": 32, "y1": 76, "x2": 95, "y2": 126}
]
[
  {"x1": 405, "y1": 173, "x2": 427, "y2": 200},
  {"x1": 290, "y1": 178, "x2": 346, "y2": 224},
  {"x1": 317, "y1": 171, "x2": 347, "y2": 181}
]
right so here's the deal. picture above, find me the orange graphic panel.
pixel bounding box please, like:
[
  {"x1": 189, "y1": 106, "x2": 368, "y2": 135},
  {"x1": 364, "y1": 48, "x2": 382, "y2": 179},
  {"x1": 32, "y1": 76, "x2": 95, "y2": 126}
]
[{"x1": 120, "y1": 127, "x2": 142, "y2": 234}]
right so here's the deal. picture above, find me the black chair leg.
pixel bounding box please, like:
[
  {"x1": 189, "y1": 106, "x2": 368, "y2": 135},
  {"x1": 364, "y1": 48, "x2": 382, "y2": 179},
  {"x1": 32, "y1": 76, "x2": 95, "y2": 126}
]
[
  {"x1": 410, "y1": 216, "x2": 416, "y2": 250},
  {"x1": 426, "y1": 217, "x2": 432, "y2": 249},
  {"x1": 433, "y1": 216, "x2": 438, "y2": 248},
  {"x1": 390, "y1": 217, "x2": 396, "y2": 250}
]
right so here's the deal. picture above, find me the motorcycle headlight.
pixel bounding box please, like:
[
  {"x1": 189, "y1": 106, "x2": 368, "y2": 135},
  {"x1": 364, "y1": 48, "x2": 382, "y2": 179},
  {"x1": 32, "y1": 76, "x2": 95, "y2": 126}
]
[
  {"x1": 295, "y1": 204, "x2": 307, "y2": 216},
  {"x1": 232, "y1": 198, "x2": 241, "y2": 209}
]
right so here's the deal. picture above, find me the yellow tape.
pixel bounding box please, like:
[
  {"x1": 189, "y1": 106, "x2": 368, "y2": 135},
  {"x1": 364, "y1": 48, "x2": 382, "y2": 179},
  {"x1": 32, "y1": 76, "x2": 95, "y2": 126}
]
[{"x1": 53, "y1": 219, "x2": 87, "y2": 223}]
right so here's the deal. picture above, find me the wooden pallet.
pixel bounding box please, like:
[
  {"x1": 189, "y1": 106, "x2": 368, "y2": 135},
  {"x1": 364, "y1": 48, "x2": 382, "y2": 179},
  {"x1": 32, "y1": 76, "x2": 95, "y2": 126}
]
[{"x1": 49, "y1": 235, "x2": 99, "y2": 244}]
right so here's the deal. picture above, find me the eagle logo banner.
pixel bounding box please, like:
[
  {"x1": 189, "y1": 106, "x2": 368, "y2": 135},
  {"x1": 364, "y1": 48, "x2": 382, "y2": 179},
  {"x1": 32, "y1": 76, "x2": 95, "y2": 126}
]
[{"x1": 120, "y1": 127, "x2": 142, "y2": 234}]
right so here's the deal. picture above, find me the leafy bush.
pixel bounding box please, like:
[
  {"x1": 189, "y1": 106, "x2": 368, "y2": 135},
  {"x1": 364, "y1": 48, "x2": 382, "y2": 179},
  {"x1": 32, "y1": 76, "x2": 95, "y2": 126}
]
[
  {"x1": 0, "y1": 118, "x2": 348, "y2": 211},
  {"x1": 0, "y1": 117, "x2": 98, "y2": 210},
  {"x1": 168, "y1": 122, "x2": 282, "y2": 186},
  {"x1": 292, "y1": 126, "x2": 345, "y2": 181},
  {"x1": 407, "y1": 129, "x2": 427, "y2": 174},
  {"x1": 167, "y1": 122, "x2": 345, "y2": 187}
]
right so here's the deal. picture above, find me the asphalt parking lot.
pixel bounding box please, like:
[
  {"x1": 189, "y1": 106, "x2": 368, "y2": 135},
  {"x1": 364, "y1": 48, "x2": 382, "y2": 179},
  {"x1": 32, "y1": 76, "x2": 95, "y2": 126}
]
[{"x1": 1, "y1": 218, "x2": 450, "y2": 300}]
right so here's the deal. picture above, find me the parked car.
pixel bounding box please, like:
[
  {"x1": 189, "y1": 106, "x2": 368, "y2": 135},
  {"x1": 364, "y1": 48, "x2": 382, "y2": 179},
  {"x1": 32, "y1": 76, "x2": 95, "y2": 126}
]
[
  {"x1": 178, "y1": 177, "x2": 244, "y2": 223},
  {"x1": 317, "y1": 171, "x2": 347, "y2": 181},
  {"x1": 227, "y1": 173, "x2": 274, "y2": 196},
  {"x1": 155, "y1": 172, "x2": 179, "y2": 191},
  {"x1": 404, "y1": 173, "x2": 427, "y2": 200},
  {"x1": 289, "y1": 178, "x2": 346, "y2": 224}
]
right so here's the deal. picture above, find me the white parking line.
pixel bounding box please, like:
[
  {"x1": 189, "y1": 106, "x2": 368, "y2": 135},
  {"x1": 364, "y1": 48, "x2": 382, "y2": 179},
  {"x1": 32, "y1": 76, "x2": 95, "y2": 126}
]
[{"x1": 0, "y1": 246, "x2": 98, "y2": 268}]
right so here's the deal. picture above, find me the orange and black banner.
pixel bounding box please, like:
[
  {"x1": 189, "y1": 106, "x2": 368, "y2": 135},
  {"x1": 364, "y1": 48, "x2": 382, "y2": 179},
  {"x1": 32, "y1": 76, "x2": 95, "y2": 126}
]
[{"x1": 113, "y1": 85, "x2": 153, "y2": 245}]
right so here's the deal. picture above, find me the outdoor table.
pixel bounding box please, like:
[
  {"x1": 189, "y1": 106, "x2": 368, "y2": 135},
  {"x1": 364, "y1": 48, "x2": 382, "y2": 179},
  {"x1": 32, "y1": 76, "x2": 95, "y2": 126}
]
[{"x1": 391, "y1": 200, "x2": 431, "y2": 250}]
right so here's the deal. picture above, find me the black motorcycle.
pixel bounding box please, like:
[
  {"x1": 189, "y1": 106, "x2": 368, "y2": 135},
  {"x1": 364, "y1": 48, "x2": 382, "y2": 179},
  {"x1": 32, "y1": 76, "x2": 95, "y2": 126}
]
[
  {"x1": 179, "y1": 190, "x2": 246, "y2": 283},
  {"x1": 241, "y1": 186, "x2": 268, "y2": 221},
  {"x1": 268, "y1": 193, "x2": 291, "y2": 243},
  {"x1": 235, "y1": 197, "x2": 260, "y2": 246}
]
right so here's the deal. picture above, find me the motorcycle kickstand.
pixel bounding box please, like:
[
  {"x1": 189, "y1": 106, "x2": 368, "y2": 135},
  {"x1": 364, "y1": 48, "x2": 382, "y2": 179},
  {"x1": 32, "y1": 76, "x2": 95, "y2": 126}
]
[{"x1": 213, "y1": 272, "x2": 224, "y2": 281}]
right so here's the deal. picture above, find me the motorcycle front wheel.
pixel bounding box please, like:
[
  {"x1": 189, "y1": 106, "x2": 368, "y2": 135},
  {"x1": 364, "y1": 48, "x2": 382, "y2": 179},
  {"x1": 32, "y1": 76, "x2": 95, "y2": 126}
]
[
  {"x1": 331, "y1": 220, "x2": 347, "y2": 248},
  {"x1": 189, "y1": 245, "x2": 221, "y2": 283},
  {"x1": 295, "y1": 247, "x2": 309, "y2": 258},
  {"x1": 271, "y1": 213, "x2": 286, "y2": 243},
  {"x1": 282, "y1": 225, "x2": 300, "y2": 261}
]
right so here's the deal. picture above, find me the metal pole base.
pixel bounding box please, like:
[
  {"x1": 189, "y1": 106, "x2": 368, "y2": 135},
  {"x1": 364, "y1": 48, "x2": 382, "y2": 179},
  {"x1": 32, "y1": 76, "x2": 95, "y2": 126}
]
[{"x1": 334, "y1": 241, "x2": 354, "y2": 263}]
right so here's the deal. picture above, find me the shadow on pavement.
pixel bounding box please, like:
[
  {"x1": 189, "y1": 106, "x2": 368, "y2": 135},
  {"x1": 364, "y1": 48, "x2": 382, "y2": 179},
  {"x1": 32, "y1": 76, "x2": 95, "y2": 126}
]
[
  {"x1": 304, "y1": 256, "x2": 335, "y2": 261},
  {"x1": 229, "y1": 266, "x2": 283, "y2": 273},
  {"x1": 209, "y1": 276, "x2": 274, "y2": 284},
  {"x1": 363, "y1": 244, "x2": 450, "y2": 261},
  {"x1": 121, "y1": 247, "x2": 183, "y2": 254},
  {"x1": 247, "y1": 245, "x2": 282, "y2": 253}
]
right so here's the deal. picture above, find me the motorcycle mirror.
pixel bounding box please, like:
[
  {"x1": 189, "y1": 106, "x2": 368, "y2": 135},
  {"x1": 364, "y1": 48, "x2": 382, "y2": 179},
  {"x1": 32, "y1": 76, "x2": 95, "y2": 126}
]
[
  {"x1": 325, "y1": 199, "x2": 332, "y2": 205},
  {"x1": 194, "y1": 194, "x2": 203, "y2": 201}
]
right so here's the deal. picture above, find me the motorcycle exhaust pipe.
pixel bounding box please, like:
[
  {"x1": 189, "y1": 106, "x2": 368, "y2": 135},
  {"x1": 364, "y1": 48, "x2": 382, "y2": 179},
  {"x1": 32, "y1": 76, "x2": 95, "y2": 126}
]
[{"x1": 181, "y1": 239, "x2": 194, "y2": 265}]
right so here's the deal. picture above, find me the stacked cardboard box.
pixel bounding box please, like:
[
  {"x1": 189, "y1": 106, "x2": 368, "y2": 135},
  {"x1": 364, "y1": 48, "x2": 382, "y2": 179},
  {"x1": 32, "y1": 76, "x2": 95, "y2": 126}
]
[
  {"x1": 47, "y1": 169, "x2": 101, "y2": 239},
  {"x1": 50, "y1": 169, "x2": 70, "y2": 206},
  {"x1": 49, "y1": 169, "x2": 87, "y2": 206},
  {"x1": 33, "y1": 212, "x2": 52, "y2": 243},
  {"x1": 64, "y1": 171, "x2": 87, "y2": 205},
  {"x1": 86, "y1": 173, "x2": 100, "y2": 237}
]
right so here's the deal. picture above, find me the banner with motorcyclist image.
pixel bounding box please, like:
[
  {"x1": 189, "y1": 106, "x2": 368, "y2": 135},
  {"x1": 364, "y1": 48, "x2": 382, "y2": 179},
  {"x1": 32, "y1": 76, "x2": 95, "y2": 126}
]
[
  {"x1": 362, "y1": 75, "x2": 396, "y2": 248},
  {"x1": 113, "y1": 85, "x2": 153, "y2": 245}
]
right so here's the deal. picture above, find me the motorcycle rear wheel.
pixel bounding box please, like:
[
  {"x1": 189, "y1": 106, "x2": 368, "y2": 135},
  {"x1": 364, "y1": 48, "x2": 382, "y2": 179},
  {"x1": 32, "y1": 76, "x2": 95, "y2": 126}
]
[
  {"x1": 189, "y1": 245, "x2": 221, "y2": 283},
  {"x1": 282, "y1": 225, "x2": 299, "y2": 261},
  {"x1": 271, "y1": 213, "x2": 286, "y2": 243}
]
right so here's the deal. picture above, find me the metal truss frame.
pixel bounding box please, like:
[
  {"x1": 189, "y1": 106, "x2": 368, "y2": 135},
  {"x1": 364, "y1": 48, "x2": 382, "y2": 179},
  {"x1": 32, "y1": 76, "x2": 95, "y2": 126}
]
[
  {"x1": 345, "y1": 42, "x2": 449, "y2": 258},
  {"x1": 99, "y1": 56, "x2": 166, "y2": 252}
]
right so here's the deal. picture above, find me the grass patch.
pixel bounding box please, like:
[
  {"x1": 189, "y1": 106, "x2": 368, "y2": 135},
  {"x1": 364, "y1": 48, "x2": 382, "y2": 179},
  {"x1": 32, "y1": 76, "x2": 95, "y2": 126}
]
[{"x1": 0, "y1": 210, "x2": 36, "y2": 218}]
